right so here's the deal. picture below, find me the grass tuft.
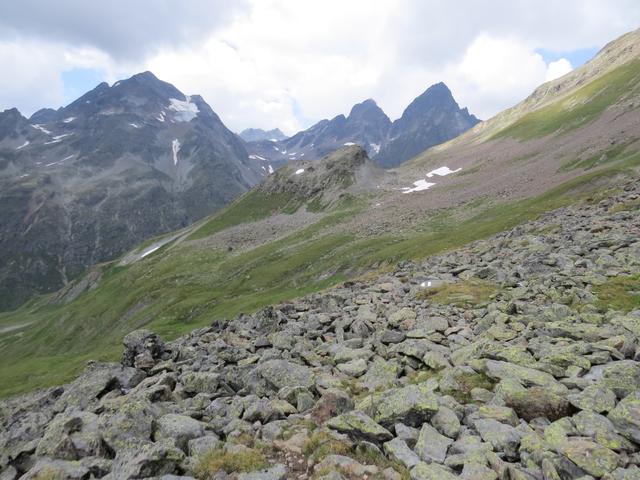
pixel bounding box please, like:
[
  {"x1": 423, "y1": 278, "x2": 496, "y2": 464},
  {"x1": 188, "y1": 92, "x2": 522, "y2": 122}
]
[
  {"x1": 194, "y1": 447, "x2": 268, "y2": 478},
  {"x1": 417, "y1": 279, "x2": 500, "y2": 307},
  {"x1": 594, "y1": 274, "x2": 640, "y2": 313}
]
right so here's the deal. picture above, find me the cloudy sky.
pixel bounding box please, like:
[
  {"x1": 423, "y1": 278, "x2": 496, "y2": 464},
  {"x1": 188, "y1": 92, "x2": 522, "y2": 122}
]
[{"x1": 0, "y1": 1, "x2": 638, "y2": 134}]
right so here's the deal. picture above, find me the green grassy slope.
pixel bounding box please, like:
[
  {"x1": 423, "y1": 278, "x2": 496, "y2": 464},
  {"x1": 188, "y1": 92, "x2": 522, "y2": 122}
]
[
  {"x1": 494, "y1": 60, "x2": 640, "y2": 141},
  {"x1": 1, "y1": 152, "x2": 638, "y2": 398}
]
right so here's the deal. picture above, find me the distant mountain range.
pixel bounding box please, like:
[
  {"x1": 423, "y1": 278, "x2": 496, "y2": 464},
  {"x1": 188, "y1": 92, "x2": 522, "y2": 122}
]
[
  {"x1": 239, "y1": 127, "x2": 288, "y2": 142},
  {"x1": 245, "y1": 82, "x2": 479, "y2": 168},
  {"x1": 0, "y1": 73, "x2": 477, "y2": 310},
  {"x1": 0, "y1": 71, "x2": 266, "y2": 309}
]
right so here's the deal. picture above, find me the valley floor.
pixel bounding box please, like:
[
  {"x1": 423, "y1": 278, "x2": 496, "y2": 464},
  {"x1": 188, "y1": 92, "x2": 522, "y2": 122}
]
[{"x1": 1, "y1": 176, "x2": 640, "y2": 479}]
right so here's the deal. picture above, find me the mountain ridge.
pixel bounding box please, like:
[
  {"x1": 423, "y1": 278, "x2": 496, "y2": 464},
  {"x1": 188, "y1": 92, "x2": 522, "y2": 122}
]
[
  {"x1": 245, "y1": 83, "x2": 478, "y2": 168},
  {"x1": 0, "y1": 71, "x2": 267, "y2": 310}
]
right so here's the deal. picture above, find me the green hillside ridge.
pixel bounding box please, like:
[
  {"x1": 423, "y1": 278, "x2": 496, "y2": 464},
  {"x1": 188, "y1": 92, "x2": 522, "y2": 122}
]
[
  {"x1": 494, "y1": 59, "x2": 640, "y2": 141},
  {"x1": 0, "y1": 152, "x2": 637, "y2": 398}
]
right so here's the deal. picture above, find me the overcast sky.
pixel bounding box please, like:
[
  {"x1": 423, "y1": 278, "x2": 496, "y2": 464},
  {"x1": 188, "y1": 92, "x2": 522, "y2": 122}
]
[{"x1": 0, "y1": 1, "x2": 638, "y2": 134}]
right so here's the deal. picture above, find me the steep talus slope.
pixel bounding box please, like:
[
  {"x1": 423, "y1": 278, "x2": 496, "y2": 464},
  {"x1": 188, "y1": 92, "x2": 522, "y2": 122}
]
[
  {"x1": 2, "y1": 177, "x2": 640, "y2": 479},
  {"x1": 0, "y1": 72, "x2": 265, "y2": 309}
]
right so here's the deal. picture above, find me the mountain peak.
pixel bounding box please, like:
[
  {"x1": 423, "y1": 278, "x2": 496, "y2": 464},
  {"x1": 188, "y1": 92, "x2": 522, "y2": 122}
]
[{"x1": 348, "y1": 98, "x2": 388, "y2": 122}]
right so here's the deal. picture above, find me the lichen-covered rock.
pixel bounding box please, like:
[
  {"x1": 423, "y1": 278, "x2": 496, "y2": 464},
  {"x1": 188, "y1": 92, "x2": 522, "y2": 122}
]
[
  {"x1": 608, "y1": 392, "x2": 640, "y2": 443},
  {"x1": 474, "y1": 418, "x2": 522, "y2": 459},
  {"x1": 36, "y1": 410, "x2": 106, "y2": 460},
  {"x1": 483, "y1": 360, "x2": 567, "y2": 395},
  {"x1": 414, "y1": 423, "x2": 453, "y2": 464},
  {"x1": 410, "y1": 462, "x2": 458, "y2": 480},
  {"x1": 383, "y1": 438, "x2": 421, "y2": 469},
  {"x1": 252, "y1": 360, "x2": 315, "y2": 391},
  {"x1": 559, "y1": 439, "x2": 619, "y2": 477},
  {"x1": 111, "y1": 443, "x2": 184, "y2": 479},
  {"x1": 326, "y1": 411, "x2": 393, "y2": 443},
  {"x1": 503, "y1": 386, "x2": 572, "y2": 421},
  {"x1": 358, "y1": 383, "x2": 439, "y2": 428},
  {"x1": 568, "y1": 385, "x2": 617, "y2": 413},
  {"x1": 154, "y1": 414, "x2": 206, "y2": 452},
  {"x1": 601, "y1": 361, "x2": 640, "y2": 399},
  {"x1": 430, "y1": 406, "x2": 461, "y2": 438}
]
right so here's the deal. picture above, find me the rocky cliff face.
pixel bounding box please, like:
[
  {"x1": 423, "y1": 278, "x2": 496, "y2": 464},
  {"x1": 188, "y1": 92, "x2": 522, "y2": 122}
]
[
  {"x1": 0, "y1": 72, "x2": 265, "y2": 310},
  {"x1": 2, "y1": 177, "x2": 639, "y2": 479}
]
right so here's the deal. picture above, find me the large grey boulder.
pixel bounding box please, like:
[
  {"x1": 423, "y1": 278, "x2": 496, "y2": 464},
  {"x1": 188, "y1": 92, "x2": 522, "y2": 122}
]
[
  {"x1": 473, "y1": 419, "x2": 522, "y2": 459},
  {"x1": 384, "y1": 438, "x2": 421, "y2": 469},
  {"x1": 18, "y1": 458, "x2": 90, "y2": 479},
  {"x1": 326, "y1": 411, "x2": 393, "y2": 443},
  {"x1": 154, "y1": 414, "x2": 206, "y2": 452},
  {"x1": 252, "y1": 360, "x2": 315, "y2": 391},
  {"x1": 122, "y1": 329, "x2": 166, "y2": 369},
  {"x1": 609, "y1": 391, "x2": 640, "y2": 443},
  {"x1": 414, "y1": 423, "x2": 452, "y2": 464},
  {"x1": 111, "y1": 443, "x2": 185, "y2": 479},
  {"x1": 36, "y1": 411, "x2": 106, "y2": 460},
  {"x1": 358, "y1": 383, "x2": 439, "y2": 428}
]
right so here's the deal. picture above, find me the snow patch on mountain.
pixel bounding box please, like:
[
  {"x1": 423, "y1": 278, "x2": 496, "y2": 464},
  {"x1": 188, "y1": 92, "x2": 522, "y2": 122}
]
[
  {"x1": 31, "y1": 124, "x2": 52, "y2": 135},
  {"x1": 63, "y1": 117, "x2": 76, "y2": 123},
  {"x1": 295, "y1": 168, "x2": 305, "y2": 175},
  {"x1": 172, "y1": 139, "x2": 181, "y2": 166},
  {"x1": 16, "y1": 141, "x2": 29, "y2": 150},
  {"x1": 402, "y1": 179, "x2": 435, "y2": 193},
  {"x1": 426, "y1": 166, "x2": 462, "y2": 177},
  {"x1": 168, "y1": 96, "x2": 199, "y2": 122}
]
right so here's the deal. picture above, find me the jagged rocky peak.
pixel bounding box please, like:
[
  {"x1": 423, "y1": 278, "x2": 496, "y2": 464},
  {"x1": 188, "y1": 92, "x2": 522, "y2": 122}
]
[
  {"x1": 348, "y1": 98, "x2": 390, "y2": 124},
  {"x1": 375, "y1": 81, "x2": 480, "y2": 168}
]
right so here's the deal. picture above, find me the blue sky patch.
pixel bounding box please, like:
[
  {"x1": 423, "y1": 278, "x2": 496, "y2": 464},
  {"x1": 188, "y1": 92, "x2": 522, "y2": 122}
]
[
  {"x1": 61, "y1": 68, "x2": 106, "y2": 107},
  {"x1": 536, "y1": 46, "x2": 600, "y2": 68}
]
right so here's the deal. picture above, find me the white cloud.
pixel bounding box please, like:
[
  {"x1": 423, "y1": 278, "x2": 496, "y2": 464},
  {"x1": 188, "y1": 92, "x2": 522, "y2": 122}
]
[
  {"x1": 0, "y1": 0, "x2": 639, "y2": 132},
  {"x1": 545, "y1": 58, "x2": 574, "y2": 81}
]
